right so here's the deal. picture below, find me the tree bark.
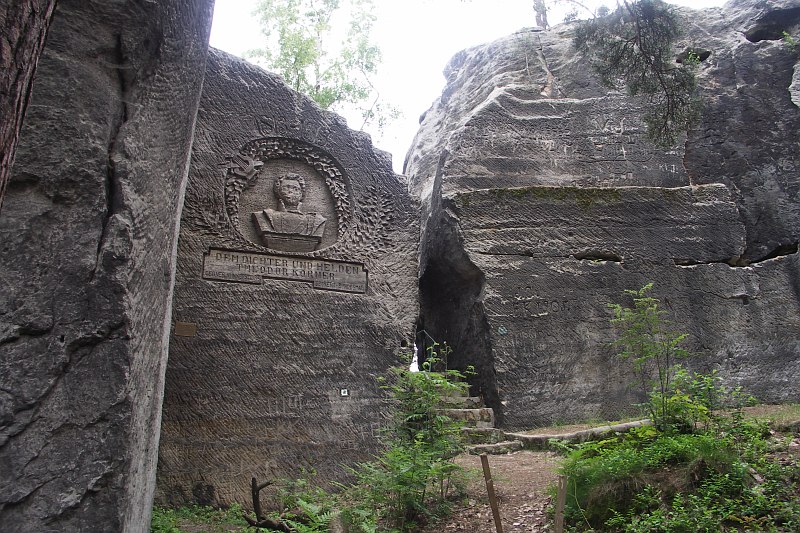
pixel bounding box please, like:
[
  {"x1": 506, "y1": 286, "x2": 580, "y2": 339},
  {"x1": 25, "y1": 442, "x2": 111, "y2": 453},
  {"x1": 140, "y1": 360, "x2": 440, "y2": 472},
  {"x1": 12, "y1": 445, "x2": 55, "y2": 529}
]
[{"x1": 0, "y1": 0, "x2": 57, "y2": 213}]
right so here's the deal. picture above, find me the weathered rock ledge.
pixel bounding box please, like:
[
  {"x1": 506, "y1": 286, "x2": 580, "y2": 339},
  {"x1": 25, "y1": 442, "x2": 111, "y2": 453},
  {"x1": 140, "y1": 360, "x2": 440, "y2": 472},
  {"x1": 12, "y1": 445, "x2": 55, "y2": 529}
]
[{"x1": 408, "y1": 0, "x2": 800, "y2": 430}]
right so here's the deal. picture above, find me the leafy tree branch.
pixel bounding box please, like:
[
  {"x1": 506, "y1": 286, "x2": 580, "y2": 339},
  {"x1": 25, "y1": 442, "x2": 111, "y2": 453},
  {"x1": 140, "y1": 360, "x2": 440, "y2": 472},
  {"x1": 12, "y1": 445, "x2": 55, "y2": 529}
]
[
  {"x1": 573, "y1": 0, "x2": 702, "y2": 146},
  {"x1": 247, "y1": 0, "x2": 398, "y2": 132}
]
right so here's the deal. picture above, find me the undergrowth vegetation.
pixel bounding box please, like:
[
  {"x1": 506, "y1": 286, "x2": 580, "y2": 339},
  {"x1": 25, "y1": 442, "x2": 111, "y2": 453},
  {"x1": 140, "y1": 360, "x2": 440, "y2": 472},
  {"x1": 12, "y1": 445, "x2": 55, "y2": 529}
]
[
  {"x1": 341, "y1": 343, "x2": 472, "y2": 531},
  {"x1": 554, "y1": 284, "x2": 800, "y2": 532},
  {"x1": 153, "y1": 343, "x2": 471, "y2": 533},
  {"x1": 151, "y1": 503, "x2": 248, "y2": 532},
  {"x1": 243, "y1": 342, "x2": 472, "y2": 533}
]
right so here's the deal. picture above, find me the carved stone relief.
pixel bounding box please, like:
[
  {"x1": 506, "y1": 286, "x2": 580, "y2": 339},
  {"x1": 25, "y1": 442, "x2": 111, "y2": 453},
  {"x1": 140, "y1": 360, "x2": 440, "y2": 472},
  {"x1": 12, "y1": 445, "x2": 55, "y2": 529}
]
[{"x1": 224, "y1": 137, "x2": 348, "y2": 253}]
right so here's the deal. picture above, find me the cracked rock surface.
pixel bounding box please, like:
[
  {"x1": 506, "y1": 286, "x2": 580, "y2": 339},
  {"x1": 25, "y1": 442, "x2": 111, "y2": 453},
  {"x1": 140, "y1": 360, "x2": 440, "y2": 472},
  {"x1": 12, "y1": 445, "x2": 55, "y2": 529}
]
[
  {"x1": 0, "y1": 0, "x2": 213, "y2": 529},
  {"x1": 407, "y1": 0, "x2": 800, "y2": 429}
]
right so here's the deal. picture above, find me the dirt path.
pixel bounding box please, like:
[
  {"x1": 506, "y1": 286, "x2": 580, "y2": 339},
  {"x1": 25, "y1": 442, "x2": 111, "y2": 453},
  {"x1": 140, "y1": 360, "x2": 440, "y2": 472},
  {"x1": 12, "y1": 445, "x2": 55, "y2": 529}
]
[{"x1": 420, "y1": 451, "x2": 561, "y2": 533}]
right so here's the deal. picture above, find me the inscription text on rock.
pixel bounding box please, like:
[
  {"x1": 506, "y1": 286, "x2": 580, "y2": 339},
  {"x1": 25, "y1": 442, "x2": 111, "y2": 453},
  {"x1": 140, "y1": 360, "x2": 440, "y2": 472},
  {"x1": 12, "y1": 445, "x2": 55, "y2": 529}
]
[{"x1": 203, "y1": 248, "x2": 367, "y2": 294}]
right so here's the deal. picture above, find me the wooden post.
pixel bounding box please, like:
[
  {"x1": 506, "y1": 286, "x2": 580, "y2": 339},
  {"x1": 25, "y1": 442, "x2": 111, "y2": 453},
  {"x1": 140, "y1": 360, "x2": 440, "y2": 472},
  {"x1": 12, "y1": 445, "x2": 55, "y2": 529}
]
[
  {"x1": 554, "y1": 474, "x2": 567, "y2": 533},
  {"x1": 480, "y1": 453, "x2": 504, "y2": 533}
]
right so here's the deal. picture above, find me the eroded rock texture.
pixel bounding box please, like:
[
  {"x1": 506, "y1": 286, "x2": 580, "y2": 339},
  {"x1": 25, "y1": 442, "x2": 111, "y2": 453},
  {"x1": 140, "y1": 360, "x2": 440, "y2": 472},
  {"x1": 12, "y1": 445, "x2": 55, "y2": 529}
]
[
  {"x1": 0, "y1": 0, "x2": 57, "y2": 211},
  {"x1": 407, "y1": 0, "x2": 800, "y2": 429},
  {"x1": 156, "y1": 49, "x2": 419, "y2": 507},
  {"x1": 0, "y1": 0, "x2": 213, "y2": 530}
]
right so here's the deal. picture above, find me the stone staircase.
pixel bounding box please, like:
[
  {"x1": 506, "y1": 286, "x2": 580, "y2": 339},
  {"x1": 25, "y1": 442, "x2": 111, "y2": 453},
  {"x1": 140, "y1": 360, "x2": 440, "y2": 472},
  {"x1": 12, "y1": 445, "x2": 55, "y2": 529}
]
[{"x1": 438, "y1": 394, "x2": 525, "y2": 455}]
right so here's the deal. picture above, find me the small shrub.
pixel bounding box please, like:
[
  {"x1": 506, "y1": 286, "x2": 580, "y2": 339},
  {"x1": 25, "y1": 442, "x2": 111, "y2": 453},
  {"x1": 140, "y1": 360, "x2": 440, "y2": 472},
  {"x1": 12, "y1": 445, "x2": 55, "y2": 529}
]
[
  {"x1": 268, "y1": 474, "x2": 338, "y2": 532},
  {"x1": 608, "y1": 283, "x2": 691, "y2": 430},
  {"x1": 344, "y1": 342, "x2": 472, "y2": 531},
  {"x1": 784, "y1": 31, "x2": 798, "y2": 54}
]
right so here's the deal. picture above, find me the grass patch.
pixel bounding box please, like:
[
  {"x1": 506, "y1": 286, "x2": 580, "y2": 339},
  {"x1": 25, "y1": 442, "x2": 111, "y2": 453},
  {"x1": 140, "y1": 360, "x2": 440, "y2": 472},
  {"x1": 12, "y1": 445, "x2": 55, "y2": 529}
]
[
  {"x1": 151, "y1": 504, "x2": 248, "y2": 533},
  {"x1": 740, "y1": 403, "x2": 800, "y2": 428}
]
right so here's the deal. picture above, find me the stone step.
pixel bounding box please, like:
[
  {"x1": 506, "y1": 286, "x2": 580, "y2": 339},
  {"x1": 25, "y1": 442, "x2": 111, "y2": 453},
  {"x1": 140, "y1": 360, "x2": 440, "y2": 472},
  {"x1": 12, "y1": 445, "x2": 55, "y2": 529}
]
[
  {"x1": 437, "y1": 407, "x2": 495, "y2": 428},
  {"x1": 461, "y1": 427, "x2": 506, "y2": 444},
  {"x1": 439, "y1": 395, "x2": 484, "y2": 409},
  {"x1": 467, "y1": 440, "x2": 523, "y2": 455},
  {"x1": 506, "y1": 419, "x2": 651, "y2": 451}
]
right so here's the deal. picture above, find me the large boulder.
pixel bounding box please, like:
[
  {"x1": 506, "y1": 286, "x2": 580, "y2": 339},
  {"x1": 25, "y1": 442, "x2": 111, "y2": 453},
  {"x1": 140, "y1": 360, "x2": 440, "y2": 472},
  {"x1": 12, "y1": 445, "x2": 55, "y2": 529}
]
[
  {"x1": 156, "y1": 49, "x2": 419, "y2": 507},
  {"x1": 0, "y1": 0, "x2": 213, "y2": 529},
  {"x1": 407, "y1": 0, "x2": 800, "y2": 428}
]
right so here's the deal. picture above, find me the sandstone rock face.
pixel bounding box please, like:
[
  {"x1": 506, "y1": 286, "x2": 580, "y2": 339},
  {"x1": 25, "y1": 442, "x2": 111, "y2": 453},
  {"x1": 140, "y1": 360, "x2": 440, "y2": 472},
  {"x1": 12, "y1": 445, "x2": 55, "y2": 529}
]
[
  {"x1": 0, "y1": 0, "x2": 213, "y2": 530},
  {"x1": 156, "y1": 49, "x2": 418, "y2": 507},
  {"x1": 0, "y1": 0, "x2": 57, "y2": 211},
  {"x1": 407, "y1": 0, "x2": 800, "y2": 429}
]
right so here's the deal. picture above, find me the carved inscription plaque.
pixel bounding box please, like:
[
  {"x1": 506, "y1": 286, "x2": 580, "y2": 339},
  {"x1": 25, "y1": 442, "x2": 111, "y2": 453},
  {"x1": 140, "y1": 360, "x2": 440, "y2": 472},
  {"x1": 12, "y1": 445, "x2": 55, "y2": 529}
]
[{"x1": 202, "y1": 247, "x2": 367, "y2": 294}]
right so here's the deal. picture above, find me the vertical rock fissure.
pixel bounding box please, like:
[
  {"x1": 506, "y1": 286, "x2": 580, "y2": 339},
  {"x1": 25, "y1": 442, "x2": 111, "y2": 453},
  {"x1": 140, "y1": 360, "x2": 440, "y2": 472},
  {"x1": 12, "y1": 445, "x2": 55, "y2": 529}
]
[
  {"x1": 418, "y1": 201, "x2": 502, "y2": 424},
  {"x1": 534, "y1": 36, "x2": 559, "y2": 98},
  {"x1": 93, "y1": 33, "x2": 129, "y2": 279}
]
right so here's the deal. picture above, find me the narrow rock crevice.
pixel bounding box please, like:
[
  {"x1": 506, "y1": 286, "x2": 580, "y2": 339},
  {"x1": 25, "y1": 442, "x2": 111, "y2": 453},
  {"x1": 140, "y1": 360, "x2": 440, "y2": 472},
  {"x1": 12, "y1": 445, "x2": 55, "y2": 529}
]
[
  {"x1": 673, "y1": 256, "x2": 746, "y2": 267},
  {"x1": 673, "y1": 242, "x2": 798, "y2": 267},
  {"x1": 64, "y1": 320, "x2": 127, "y2": 366},
  {"x1": 418, "y1": 233, "x2": 502, "y2": 424},
  {"x1": 92, "y1": 33, "x2": 129, "y2": 280},
  {"x1": 573, "y1": 251, "x2": 623, "y2": 262},
  {"x1": 472, "y1": 250, "x2": 536, "y2": 258},
  {"x1": 418, "y1": 158, "x2": 502, "y2": 423},
  {"x1": 753, "y1": 241, "x2": 799, "y2": 262},
  {"x1": 534, "y1": 36, "x2": 560, "y2": 98},
  {"x1": 0, "y1": 324, "x2": 54, "y2": 347}
]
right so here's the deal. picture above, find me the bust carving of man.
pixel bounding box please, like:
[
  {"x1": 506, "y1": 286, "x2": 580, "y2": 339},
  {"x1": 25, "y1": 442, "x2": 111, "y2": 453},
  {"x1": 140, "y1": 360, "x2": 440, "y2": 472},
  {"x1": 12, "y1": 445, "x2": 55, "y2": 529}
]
[{"x1": 251, "y1": 173, "x2": 327, "y2": 252}]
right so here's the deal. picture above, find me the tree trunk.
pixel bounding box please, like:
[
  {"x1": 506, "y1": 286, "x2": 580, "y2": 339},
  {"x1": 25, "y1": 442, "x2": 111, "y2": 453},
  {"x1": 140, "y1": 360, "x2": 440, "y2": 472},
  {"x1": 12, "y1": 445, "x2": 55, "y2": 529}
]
[{"x1": 0, "y1": 0, "x2": 57, "y2": 213}]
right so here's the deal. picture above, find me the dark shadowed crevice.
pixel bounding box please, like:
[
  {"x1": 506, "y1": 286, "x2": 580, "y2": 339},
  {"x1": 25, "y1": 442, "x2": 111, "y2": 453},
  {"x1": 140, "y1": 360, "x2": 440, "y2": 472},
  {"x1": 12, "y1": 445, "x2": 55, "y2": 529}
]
[
  {"x1": 754, "y1": 241, "x2": 799, "y2": 262},
  {"x1": 673, "y1": 242, "x2": 798, "y2": 267},
  {"x1": 573, "y1": 251, "x2": 623, "y2": 262},
  {"x1": 673, "y1": 256, "x2": 746, "y2": 267},
  {"x1": 676, "y1": 48, "x2": 711, "y2": 63},
  {"x1": 745, "y1": 7, "x2": 800, "y2": 42},
  {"x1": 92, "y1": 34, "x2": 129, "y2": 281},
  {"x1": 417, "y1": 197, "x2": 502, "y2": 424}
]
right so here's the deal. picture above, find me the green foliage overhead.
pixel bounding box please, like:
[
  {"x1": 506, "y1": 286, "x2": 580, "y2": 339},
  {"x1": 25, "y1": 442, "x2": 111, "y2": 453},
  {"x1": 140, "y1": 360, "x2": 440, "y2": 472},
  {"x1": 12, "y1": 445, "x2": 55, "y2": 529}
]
[
  {"x1": 248, "y1": 0, "x2": 396, "y2": 131},
  {"x1": 573, "y1": 0, "x2": 702, "y2": 146}
]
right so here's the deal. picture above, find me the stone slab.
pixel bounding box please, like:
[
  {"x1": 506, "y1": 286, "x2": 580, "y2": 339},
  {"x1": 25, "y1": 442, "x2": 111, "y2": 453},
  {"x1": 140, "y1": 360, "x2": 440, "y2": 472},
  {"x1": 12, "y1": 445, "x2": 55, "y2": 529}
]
[{"x1": 155, "y1": 49, "x2": 419, "y2": 507}]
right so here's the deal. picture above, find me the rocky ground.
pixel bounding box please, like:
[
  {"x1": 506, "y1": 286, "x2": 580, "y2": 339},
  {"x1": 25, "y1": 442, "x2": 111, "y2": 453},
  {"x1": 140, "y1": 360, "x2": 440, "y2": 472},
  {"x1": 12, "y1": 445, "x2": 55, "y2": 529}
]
[
  {"x1": 419, "y1": 451, "x2": 560, "y2": 533},
  {"x1": 169, "y1": 405, "x2": 800, "y2": 533},
  {"x1": 420, "y1": 405, "x2": 800, "y2": 533}
]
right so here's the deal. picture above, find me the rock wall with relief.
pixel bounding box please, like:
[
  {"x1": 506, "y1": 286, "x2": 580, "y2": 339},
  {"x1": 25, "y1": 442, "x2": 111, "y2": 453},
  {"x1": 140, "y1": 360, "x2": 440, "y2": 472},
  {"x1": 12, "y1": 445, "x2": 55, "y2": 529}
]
[
  {"x1": 156, "y1": 49, "x2": 418, "y2": 507},
  {"x1": 407, "y1": 0, "x2": 800, "y2": 429}
]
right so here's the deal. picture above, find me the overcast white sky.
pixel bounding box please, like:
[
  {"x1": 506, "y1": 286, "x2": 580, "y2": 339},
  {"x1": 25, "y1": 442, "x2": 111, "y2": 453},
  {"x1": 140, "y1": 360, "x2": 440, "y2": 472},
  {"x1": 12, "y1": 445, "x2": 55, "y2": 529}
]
[{"x1": 210, "y1": 0, "x2": 728, "y2": 173}]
